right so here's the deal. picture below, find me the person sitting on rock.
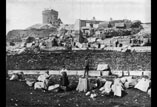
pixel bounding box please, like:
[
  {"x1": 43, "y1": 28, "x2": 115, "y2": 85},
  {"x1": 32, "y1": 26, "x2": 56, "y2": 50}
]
[
  {"x1": 59, "y1": 66, "x2": 69, "y2": 91},
  {"x1": 36, "y1": 70, "x2": 57, "y2": 92},
  {"x1": 43, "y1": 71, "x2": 51, "y2": 91},
  {"x1": 36, "y1": 70, "x2": 51, "y2": 91},
  {"x1": 37, "y1": 70, "x2": 50, "y2": 82},
  {"x1": 17, "y1": 72, "x2": 25, "y2": 81}
]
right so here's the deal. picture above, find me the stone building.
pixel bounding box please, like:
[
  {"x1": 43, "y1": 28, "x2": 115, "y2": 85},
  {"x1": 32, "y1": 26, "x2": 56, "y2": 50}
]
[
  {"x1": 74, "y1": 19, "x2": 104, "y2": 31},
  {"x1": 42, "y1": 9, "x2": 58, "y2": 25}
]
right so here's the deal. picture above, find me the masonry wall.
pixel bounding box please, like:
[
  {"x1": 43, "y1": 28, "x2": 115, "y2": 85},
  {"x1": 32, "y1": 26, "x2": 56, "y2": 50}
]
[
  {"x1": 42, "y1": 9, "x2": 58, "y2": 24},
  {"x1": 6, "y1": 51, "x2": 151, "y2": 71},
  {"x1": 74, "y1": 19, "x2": 81, "y2": 31}
]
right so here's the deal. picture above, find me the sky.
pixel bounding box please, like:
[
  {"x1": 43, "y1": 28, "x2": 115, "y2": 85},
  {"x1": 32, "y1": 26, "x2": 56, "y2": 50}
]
[{"x1": 6, "y1": 0, "x2": 151, "y2": 33}]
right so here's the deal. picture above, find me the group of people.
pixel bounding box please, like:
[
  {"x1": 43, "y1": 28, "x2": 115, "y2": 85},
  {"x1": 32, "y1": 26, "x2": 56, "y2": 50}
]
[
  {"x1": 9, "y1": 67, "x2": 70, "y2": 92},
  {"x1": 34, "y1": 66, "x2": 70, "y2": 92},
  {"x1": 8, "y1": 57, "x2": 90, "y2": 92},
  {"x1": 8, "y1": 57, "x2": 151, "y2": 98},
  {"x1": 34, "y1": 58, "x2": 90, "y2": 92}
]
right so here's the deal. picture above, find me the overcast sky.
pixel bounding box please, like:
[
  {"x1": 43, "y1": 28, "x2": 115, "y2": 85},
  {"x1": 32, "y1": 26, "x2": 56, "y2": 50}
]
[{"x1": 6, "y1": 0, "x2": 151, "y2": 33}]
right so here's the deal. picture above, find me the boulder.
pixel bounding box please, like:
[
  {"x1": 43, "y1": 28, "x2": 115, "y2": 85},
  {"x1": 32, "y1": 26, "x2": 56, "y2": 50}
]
[
  {"x1": 85, "y1": 91, "x2": 91, "y2": 96},
  {"x1": 10, "y1": 74, "x2": 18, "y2": 81},
  {"x1": 97, "y1": 64, "x2": 111, "y2": 76},
  {"x1": 9, "y1": 72, "x2": 25, "y2": 81},
  {"x1": 76, "y1": 78, "x2": 89, "y2": 92},
  {"x1": 120, "y1": 77, "x2": 127, "y2": 84},
  {"x1": 48, "y1": 84, "x2": 60, "y2": 91},
  {"x1": 37, "y1": 73, "x2": 49, "y2": 82},
  {"x1": 34, "y1": 82, "x2": 44, "y2": 90},
  {"x1": 111, "y1": 78, "x2": 124, "y2": 97},
  {"x1": 97, "y1": 64, "x2": 110, "y2": 71},
  {"x1": 90, "y1": 93, "x2": 97, "y2": 98},
  {"x1": 135, "y1": 78, "x2": 151, "y2": 92},
  {"x1": 124, "y1": 80, "x2": 137, "y2": 89},
  {"x1": 100, "y1": 81, "x2": 112, "y2": 94},
  {"x1": 26, "y1": 80, "x2": 35, "y2": 87},
  {"x1": 121, "y1": 76, "x2": 138, "y2": 88}
]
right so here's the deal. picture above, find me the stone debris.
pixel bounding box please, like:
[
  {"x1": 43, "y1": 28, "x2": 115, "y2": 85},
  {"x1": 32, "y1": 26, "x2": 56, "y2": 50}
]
[
  {"x1": 37, "y1": 73, "x2": 49, "y2": 82},
  {"x1": 76, "y1": 78, "x2": 89, "y2": 92},
  {"x1": 9, "y1": 72, "x2": 25, "y2": 81},
  {"x1": 48, "y1": 84, "x2": 60, "y2": 91},
  {"x1": 6, "y1": 18, "x2": 151, "y2": 55},
  {"x1": 10, "y1": 74, "x2": 18, "y2": 81},
  {"x1": 8, "y1": 66, "x2": 151, "y2": 99},
  {"x1": 34, "y1": 82, "x2": 44, "y2": 90},
  {"x1": 135, "y1": 78, "x2": 151, "y2": 92},
  {"x1": 83, "y1": 75, "x2": 150, "y2": 99},
  {"x1": 15, "y1": 103, "x2": 18, "y2": 106},
  {"x1": 147, "y1": 88, "x2": 151, "y2": 97},
  {"x1": 90, "y1": 93, "x2": 97, "y2": 98},
  {"x1": 97, "y1": 64, "x2": 110, "y2": 71},
  {"x1": 26, "y1": 80, "x2": 35, "y2": 87},
  {"x1": 85, "y1": 91, "x2": 91, "y2": 96},
  {"x1": 121, "y1": 76, "x2": 138, "y2": 88},
  {"x1": 97, "y1": 64, "x2": 112, "y2": 76},
  {"x1": 34, "y1": 82, "x2": 45, "y2": 90},
  {"x1": 111, "y1": 78, "x2": 124, "y2": 97},
  {"x1": 124, "y1": 79, "x2": 138, "y2": 89},
  {"x1": 99, "y1": 81, "x2": 112, "y2": 94}
]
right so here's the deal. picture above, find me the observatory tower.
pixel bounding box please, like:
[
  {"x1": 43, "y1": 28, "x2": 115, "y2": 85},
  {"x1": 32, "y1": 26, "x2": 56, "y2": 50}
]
[{"x1": 42, "y1": 9, "x2": 58, "y2": 25}]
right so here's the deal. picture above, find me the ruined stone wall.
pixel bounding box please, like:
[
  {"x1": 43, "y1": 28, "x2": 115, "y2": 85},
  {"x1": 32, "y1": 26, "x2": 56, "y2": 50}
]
[
  {"x1": 74, "y1": 19, "x2": 81, "y2": 31},
  {"x1": 6, "y1": 51, "x2": 151, "y2": 71}
]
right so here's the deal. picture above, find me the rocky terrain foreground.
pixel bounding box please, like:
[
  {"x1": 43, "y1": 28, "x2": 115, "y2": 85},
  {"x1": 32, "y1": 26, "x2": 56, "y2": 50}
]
[{"x1": 6, "y1": 75, "x2": 151, "y2": 107}]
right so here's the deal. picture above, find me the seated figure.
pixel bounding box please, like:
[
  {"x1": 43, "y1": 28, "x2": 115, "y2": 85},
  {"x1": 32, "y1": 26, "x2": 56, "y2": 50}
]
[{"x1": 59, "y1": 66, "x2": 69, "y2": 91}]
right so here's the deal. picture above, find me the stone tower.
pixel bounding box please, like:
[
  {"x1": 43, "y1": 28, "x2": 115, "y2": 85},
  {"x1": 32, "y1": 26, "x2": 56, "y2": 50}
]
[{"x1": 42, "y1": 9, "x2": 58, "y2": 25}]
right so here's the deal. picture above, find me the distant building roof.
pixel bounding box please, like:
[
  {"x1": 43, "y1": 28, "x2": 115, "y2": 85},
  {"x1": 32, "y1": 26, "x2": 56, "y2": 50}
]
[
  {"x1": 110, "y1": 20, "x2": 124, "y2": 24},
  {"x1": 79, "y1": 19, "x2": 103, "y2": 24},
  {"x1": 115, "y1": 23, "x2": 125, "y2": 28},
  {"x1": 98, "y1": 21, "x2": 110, "y2": 29},
  {"x1": 42, "y1": 9, "x2": 58, "y2": 13}
]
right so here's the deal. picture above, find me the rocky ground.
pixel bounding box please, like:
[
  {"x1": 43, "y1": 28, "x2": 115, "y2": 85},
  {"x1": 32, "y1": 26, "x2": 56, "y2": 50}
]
[{"x1": 6, "y1": 75, "x2": 151, "y2": 107}]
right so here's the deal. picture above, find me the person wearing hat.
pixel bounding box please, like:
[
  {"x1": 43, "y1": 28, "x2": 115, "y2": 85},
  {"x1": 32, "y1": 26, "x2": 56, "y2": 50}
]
[
  {"x1": 43, "y1": 70, "x2": 51, "y2": 91},
  {"x1": 59, "y1": 66, "x2": 69, "y2": 91},
  {"x1": 60, "y1": 66, "x2": 68, "y2": 74}
]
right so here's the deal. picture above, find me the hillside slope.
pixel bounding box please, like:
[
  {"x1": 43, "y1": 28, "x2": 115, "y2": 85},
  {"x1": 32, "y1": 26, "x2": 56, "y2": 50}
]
[{"x1": 6, "y1": 29, "x2": 56, "y2": 42}]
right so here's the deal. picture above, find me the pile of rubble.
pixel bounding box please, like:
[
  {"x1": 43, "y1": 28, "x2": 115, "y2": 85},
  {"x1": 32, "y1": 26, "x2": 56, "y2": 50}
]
[
  {"x1": 8, "y1": 70, "x2": 151, "y2": 99},
  {"x1": 6, "y1": 21, "x2": 151, "y2": 54},
  {"x1": 6, "y1": 44, "x2": 26, "y2": 55},
  {"x1": 8, "y1": 63, "x2": 151, "y2": 99},
  {"x1": 76, "y1": 63, "x2": 151, "y2": 98},
  {"x1": 83, "y1": 75, "x2": 151, "y2": 99}
]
